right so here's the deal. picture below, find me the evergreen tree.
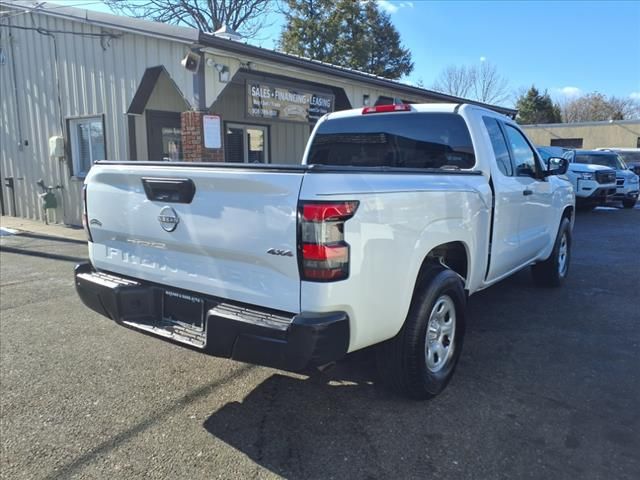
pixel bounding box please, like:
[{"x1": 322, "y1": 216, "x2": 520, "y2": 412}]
[
  {"x1": 516, "y1": 86, "x2": 562, "y2": 124},
  {"x1": 279, "y1": 0, "x2": 413, "y2": 79}
]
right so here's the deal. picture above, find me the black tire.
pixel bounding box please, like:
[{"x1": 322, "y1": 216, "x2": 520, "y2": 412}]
[
  {"x1": 622, "y1": 198, "x2": 637, "y2": 209},
  {"x1": 531, "y1": 217, "x2": 572, "y2": 287},
  {"x1": 376, "y1": 265, "x2": 466, "y2": 400}
]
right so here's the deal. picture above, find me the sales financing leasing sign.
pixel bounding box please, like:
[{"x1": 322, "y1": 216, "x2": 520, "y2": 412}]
[{"x1": 247, "y1": 82, "x2": 334, "y2": 123}]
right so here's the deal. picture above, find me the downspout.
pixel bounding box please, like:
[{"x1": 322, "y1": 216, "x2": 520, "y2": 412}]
[{"x1": 7, "y1": 22, "x2": 24, "y2": 151}]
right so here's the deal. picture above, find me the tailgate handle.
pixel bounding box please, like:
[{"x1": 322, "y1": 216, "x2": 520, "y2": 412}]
[{"x1": 141, "y1": 177, "x2": 196, "y2": 204}]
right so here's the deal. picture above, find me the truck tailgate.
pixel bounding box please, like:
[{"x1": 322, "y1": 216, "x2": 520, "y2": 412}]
[{"x1": 84, "y1": 164, "x2": 303, "y2": 313}]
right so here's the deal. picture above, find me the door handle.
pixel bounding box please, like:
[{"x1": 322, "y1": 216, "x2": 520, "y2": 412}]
[
  {"x1": 523, "y1": 189, "x2": 533, "y2": 196},
  {"x1": 141, "y1": 177, "x2": 196, "y2": 203}
]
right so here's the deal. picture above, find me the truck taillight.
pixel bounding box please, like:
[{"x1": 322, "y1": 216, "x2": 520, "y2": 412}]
[
  {"x1": 82, "y1": 184, "x2": 93, "y2": 242},
  {"x1": 298, "y1": 201, "x2": 359, "y2": 282}
]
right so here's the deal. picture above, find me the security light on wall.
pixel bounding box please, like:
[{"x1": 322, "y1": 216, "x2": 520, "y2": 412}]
[
  {"x1": 215, "y1": 63, "x2": 230, "y2": 83},
  {"x1": 363, "y1": 94, "x2": 370, "y2": 106}
]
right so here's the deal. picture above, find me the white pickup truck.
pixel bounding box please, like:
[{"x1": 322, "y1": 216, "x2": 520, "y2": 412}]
[{"x1": 75, "y1": 103, "x2": 575, "y2": 399}]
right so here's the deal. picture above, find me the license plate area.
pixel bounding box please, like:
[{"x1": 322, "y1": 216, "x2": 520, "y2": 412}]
[
  {"x1": 163, "y1": 290, "x2": 204, "y2": 328},
  {"x1": 156, "y1": 290, "x2": 207, "y2": 348}
]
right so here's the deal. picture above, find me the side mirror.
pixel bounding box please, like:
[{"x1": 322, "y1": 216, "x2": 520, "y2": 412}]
[{"x1": 545, "y1": 157, "x2": 569, "y2": 176}]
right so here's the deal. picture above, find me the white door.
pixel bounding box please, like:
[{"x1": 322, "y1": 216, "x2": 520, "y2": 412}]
[
  {"x1": 503, "y1": 124, "x2": 554, "y2": 262},
  {"x1": 483, "y1": 117, "x2": 526, "y2": 280}
]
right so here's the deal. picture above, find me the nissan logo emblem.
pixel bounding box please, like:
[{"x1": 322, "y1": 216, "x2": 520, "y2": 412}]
[{"x1": 158, "y1": 206, "x2": 179, "y2": 232}]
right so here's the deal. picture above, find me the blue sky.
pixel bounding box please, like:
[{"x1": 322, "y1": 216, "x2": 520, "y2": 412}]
[{"x1": 71, "y1": 0, "x2": 640, "y2": 106}]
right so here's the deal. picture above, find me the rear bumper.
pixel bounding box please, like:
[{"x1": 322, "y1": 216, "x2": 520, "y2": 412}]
[{"x1": 74, "y1": 262, "x2": 349, "y2": 371}]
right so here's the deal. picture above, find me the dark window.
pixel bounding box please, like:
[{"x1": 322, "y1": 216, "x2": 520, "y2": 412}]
[
  {"x1": 550, "y1": 138, "x2": 583, "y2": 148},
  {"x1": 308, "y1": 113, "x2": 475, "y2": 170},
  {"x1": 146, "y1": 110, "x2": 181, "y2": 161},
  {"x1": 375, "y1": 96, "x2": 395, "y2": 106},
  {"x1": 67, "y1": 115, "x2": 106, "y2": 177},
  {"x1": 575, "y1": 154, "x2": 624, "y2": 170},
  {"x1": 637, "y1": 137, "x2": 640, "y2": 148},
  {"x1": 226, "y1": 127, "x2": 245, "y2": 163},
  {"x1": 504, "y1": 124, "x2": 539, "y2": 177},
  {"x1": 616, "y1": 150, "x2": 640, "y2": 163},
  {"x1": 375, "y1": 96, "x2": 414, "y2": 106},
  {"x1": 483, "y1": 117, "x2": 513, "y2": 176},
  {"x1": 225, "y1": 124, "x2": 268, "y2": 163}
]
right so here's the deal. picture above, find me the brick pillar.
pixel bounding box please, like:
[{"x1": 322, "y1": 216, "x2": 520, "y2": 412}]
[{"x1": 181, "y1": 111, "x2": 224, "y2": 162}]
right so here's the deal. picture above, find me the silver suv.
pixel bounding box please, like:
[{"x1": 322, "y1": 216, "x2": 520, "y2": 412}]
[{"x1": 565, "y1": 149, "x2": 638, "y2": 209}]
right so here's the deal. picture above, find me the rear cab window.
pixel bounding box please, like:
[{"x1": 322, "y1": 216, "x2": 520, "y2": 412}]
[{"x1": 307, "y1": 113, "x2": 475, "y2": 170}]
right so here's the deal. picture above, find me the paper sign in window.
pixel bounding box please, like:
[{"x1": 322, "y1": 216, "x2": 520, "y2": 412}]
[{"x1": 203, "y1": 115, "x2": 222, "y2": 149}]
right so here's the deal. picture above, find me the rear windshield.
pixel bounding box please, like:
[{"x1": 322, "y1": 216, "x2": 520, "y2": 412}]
[
  {"x1": 575, "y1": 153, "x2": 625, "y2": 170},
  {"x1": 307, "y1": 113, "x2": 475, "y2": 170}
]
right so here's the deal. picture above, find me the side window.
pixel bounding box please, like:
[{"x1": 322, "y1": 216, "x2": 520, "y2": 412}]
[
  {"x1": 504, "y1": 124, "x2": 539, "y2": 178},
  {"x1": 68, "y1": 116, "x2": 106, "y2": 177},
  {"x1": 483, "y1": 117, "x2": 513, "y2": 176}
]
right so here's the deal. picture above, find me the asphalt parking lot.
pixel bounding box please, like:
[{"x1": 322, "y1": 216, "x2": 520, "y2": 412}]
[{"x1": 1, "y1": 207, "x2": 639, "y2": 480}]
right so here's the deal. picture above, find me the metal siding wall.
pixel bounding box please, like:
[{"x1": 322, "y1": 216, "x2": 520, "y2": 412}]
[{"x1": 0, "y1": 8, "x2": 194, "y2": 225}]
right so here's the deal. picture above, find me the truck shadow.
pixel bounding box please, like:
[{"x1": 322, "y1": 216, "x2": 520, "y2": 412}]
[
  {"x1": 203, "y1": 353, "x2": 411, "y2": 479},
  {"x1": 202, "y1": 269, "x2": 553, "y2": 479},
  {"x1": 202, "y1": 252, "x2": 639, "y2": 479}
]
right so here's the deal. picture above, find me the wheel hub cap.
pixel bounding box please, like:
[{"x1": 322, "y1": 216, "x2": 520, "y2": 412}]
[
  {"x1": 425, "y1": 295, "x2": 456, "y2": 373},
  {"x1": 558, "y1": 233, "x2": 568, "y2": 276}
]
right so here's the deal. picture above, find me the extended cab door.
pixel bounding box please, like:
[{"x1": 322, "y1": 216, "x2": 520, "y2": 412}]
[
  {"x1": 501, "y1": 123, "x2": 554, "y2": 262},
  {"x1": 482, "y1": 117, "x2": 525, "y2": 280}
]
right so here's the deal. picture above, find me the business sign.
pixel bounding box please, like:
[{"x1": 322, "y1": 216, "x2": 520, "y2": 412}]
[{"x1": 247, "y1": 82, "x2": 334, "y2": 124}]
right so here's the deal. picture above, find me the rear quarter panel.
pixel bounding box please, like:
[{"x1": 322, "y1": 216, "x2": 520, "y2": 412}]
[{"x1": 299, "y1": 172, "x2": 491, "y2": 352}]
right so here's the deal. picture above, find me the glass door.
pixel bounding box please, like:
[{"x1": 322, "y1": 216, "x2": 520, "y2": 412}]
[
  {"x1": 146, "y1": 110, "x2": 182, "y2": 161},
  {"x1": 226, "y1": 124, "x2": 268, "y2": 163}
]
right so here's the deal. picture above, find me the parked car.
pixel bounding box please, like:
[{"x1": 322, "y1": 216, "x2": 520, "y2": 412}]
[
  {"x1": 75, "y1": 103, "x2": 574, "y2": 399},
  {"x1": 569, "y1": 149, "x2": 639, "y2": 209},
  {"x1": 597, "y1": 148, "x2": 640, "y2": 206},
  {"x1": 606, "y1": 148, "x2": 640, "y2": 167},
  {"x1": 538, "y1": 147, "x2": 616, "y2": 210}
]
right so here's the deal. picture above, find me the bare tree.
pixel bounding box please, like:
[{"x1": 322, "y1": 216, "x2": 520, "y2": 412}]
[
  {"x1": 431, "y1": 62, "x2": 510, "y2": 105},
  {"x1": 431, "y1": 65, "x2": 476, "y2": 98},
  {"x1": 105, "y1": 0, "x2": 274, "y2": 37},
  {"x1": 560, "y1": 92, "x2": 640, "y2": 122},
  {"x1": 474, "y1": 61, "x2": 509, "y2": 105}
]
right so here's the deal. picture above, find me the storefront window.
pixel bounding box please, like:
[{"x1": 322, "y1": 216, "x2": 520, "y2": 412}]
[
  {"x1": 161, "y1": 127, "x2": 182, "y2": 161},
  {"x1": 225, "y1": 124, "x2": 268, "y2": 163},
  {"x1": 247, "y1": 128, "x2": 265, "y2": 163}
]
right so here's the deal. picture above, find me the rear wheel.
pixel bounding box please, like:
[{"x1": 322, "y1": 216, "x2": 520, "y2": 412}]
[
  {"x1": 622, "y1": 197, "x2": 637, "y2": 209},
  {"x1": 531, "y1": 217, "x2": 572, "y2": 287},
  {"x1": 376, "y1": 265, "x2": 466, "y2": 399}
]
